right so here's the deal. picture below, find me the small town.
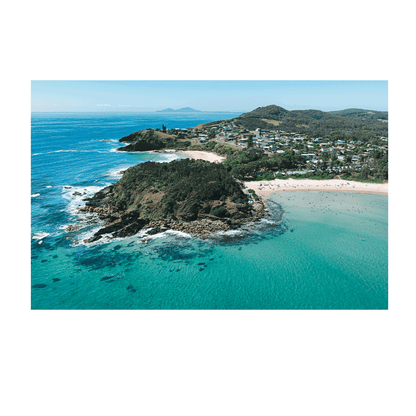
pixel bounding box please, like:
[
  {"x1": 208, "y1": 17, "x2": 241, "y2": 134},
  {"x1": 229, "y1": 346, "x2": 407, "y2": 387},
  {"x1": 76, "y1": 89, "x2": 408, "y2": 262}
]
[{"x1": 161, "y1": 119, "x2": 388, "y2": 179}]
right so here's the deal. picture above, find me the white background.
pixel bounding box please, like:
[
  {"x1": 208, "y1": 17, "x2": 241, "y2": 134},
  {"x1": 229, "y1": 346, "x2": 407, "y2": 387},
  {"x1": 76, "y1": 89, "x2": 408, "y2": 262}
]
[{"x1": 14, "y1": 65, "x2": 404, "y2": 326}]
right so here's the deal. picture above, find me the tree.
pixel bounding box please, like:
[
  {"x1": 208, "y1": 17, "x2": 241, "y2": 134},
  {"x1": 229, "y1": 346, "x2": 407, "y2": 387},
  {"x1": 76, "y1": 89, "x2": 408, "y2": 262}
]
[
  {"x1": 162, "y1": 125, "x2": 166, "y2": 133},
  {"x1": 208, "y1": 129, "x2": 216, "y2": 140},
  {"x1": 247, "y1": 135, "x2": 253, "y2": 148}
]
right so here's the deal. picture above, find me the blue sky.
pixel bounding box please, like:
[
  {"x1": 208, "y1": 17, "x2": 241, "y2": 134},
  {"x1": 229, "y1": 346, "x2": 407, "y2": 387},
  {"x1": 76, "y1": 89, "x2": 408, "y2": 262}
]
[{"x1": 31, "y1": 81, "x2": 388, "y2": 112}]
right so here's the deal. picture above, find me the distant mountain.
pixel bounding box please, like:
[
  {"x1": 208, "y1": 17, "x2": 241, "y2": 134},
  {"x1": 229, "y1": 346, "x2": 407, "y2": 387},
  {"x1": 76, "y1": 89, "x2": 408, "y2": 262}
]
[
  {"x1": 232, "y1": 105, "x2": 388, "y2": 139},
  {"x1": 157, "y1": 107, "x2": 201, "y2": 113}
]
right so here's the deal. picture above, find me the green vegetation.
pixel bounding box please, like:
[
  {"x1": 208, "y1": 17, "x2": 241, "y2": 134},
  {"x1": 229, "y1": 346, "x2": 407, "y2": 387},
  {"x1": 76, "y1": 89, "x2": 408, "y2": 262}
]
[
  {"x1": 108, "y1": 158, "x2": 250, "y2": 221},
  {"x1": 233, "y1": 105, "x2": 388, "y2": 140},
  {"x1": 191, "y1": 140, "x2": 305, "y2": 180},
  {"x1": 210, "y1": 206, "x2": 229, "y2": 217},
  {"x1": 247, "y1": 189, "x2": 259, "y2": 201}
]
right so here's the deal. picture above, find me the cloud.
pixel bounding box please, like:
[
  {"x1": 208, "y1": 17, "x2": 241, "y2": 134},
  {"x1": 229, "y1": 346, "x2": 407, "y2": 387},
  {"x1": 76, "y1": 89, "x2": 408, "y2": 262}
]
[
  {"x1": 96, "y1": 104, "x2": 111, "y2": 107},
  {"x1": 118, "y1": 104, "x2": 132, "y2": 107}
]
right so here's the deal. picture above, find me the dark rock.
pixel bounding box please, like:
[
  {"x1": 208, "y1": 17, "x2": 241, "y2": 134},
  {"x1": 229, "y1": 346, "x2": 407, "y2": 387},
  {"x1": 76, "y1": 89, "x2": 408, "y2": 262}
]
[
  {"x1": 66, "y1": 224, "x2": 83, "y2": 232},
  {"x1": 32, "y1": 284, "x2": 47, "y2": 289},
  {"x1": 84, "y1": 235, "x2": 102, "y2": 244},
  {"x1": 146, "y1": 227, "x2": 162, "y2": 236},
  {"x1": 101, "y1": 275, "x2": 114, "y2": 281}
]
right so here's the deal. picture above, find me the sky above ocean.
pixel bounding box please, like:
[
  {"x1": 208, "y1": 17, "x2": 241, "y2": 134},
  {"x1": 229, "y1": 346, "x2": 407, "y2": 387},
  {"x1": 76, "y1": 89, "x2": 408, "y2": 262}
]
[{"x1": 31, "y1": 80, "x2": 388, "y2": 113}]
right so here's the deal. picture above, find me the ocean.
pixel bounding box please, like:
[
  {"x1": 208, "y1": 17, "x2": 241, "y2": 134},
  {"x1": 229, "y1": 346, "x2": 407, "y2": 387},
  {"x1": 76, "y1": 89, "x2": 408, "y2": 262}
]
[{"x1": 31, "y1": 112, "x2": 388, "y2": 309}]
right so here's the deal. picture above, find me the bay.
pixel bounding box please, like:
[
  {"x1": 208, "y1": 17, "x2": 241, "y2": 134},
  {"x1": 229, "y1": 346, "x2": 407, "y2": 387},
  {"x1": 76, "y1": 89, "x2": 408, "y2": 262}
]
[{"x1": 31, "y1": 112, "x2": 388, "y2": 309}]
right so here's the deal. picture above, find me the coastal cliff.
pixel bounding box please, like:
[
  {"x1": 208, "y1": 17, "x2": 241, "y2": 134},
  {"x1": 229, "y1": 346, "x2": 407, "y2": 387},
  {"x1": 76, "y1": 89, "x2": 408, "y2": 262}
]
[{"x1": 79, "y1": 159, "x2": 265, "y2": 242}]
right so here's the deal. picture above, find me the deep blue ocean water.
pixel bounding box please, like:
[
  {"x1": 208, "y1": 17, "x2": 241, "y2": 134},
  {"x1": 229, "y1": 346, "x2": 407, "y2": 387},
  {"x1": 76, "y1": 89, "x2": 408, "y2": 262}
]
[{"x1": 31, "y1": 112, "x2": 388, "y2": 309}]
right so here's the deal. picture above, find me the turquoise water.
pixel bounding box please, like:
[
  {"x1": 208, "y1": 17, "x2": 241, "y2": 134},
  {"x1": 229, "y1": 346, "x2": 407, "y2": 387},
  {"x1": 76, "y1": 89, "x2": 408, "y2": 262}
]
[{"x1": 31, "y1": 113, "x2": 388, "y2": 309}]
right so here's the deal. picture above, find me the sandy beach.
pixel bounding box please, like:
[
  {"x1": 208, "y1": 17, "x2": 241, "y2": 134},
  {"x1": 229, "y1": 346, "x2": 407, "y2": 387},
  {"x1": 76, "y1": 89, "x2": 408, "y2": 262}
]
[
  {"x1": 166, "y1": 150, "x2": 225, "y2": 163},
  {"x1": 243, "y1": 178, "x2": 388, "y2": 198}
]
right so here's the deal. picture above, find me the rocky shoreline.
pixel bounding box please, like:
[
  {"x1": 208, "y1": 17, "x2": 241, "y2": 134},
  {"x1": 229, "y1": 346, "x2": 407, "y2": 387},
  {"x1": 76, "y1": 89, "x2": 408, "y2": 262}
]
[
  {"x1": 77, "y1": 187, "x2": 267, "y2": 243},
  {"x1": 67, "y1": 157, "x2": 271, "y2": 244}
]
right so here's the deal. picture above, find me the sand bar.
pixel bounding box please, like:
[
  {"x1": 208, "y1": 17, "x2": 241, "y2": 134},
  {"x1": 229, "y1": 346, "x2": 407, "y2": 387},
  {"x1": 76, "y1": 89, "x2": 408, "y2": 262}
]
[{"x1": 244, "y1": 178, "x2": 388, "y2": 198}]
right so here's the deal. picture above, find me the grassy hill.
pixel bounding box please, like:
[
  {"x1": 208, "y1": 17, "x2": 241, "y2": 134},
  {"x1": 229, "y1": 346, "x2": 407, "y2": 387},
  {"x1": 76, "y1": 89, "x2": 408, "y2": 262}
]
[{"x1": 233, "y1": 105, "x2": 388, "y2": 139}]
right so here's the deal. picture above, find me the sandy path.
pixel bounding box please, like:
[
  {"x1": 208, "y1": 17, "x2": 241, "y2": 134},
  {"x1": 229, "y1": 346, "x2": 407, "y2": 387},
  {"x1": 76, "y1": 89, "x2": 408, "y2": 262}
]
[{"x1": 244, "y1": 178, "x2": 388, "y2": 198}]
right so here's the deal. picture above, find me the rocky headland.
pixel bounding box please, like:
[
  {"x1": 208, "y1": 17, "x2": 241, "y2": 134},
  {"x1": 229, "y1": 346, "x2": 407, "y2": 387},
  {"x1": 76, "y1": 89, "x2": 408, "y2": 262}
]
[
  {"x1": 78, "y1": 158, "x2": 265, "y2": 243},
  {"x1": 117, "y1": 129, "x2": 177, "y2": 152}
]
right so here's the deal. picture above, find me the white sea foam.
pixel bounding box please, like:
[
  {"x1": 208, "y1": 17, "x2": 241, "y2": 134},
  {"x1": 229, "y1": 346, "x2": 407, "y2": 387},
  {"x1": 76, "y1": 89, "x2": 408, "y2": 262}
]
[
  {"x1": 75, "y1": 225, "x2": 194, "y2": 247},
  {"x1": 70, "y1": 229, "x2": 101, "y2": 247},
  {"x1": 61, "y1": 184, "x2": 108, "y2": 217},
  {"x1": 32, "y1": 231, "x2": 50, "y2": 240},
  {"x1": 214, "y1": 229, "x2": 244, "y2": 237},
  {"x1": 105, "y1": 166, "x2": 130, "y2": 179},
  {"x1": 157, "y1": 153, "x2": 181, "y2": 163},
  {"x1": 46, "y1": 186, "x2": 52, "y2": 188},
  {"x1": 31, "y1": 193, "x2": 40, "y2": 198},
  {"x1": 161, "y1": 229, "x2": 192, "y2": 238}
]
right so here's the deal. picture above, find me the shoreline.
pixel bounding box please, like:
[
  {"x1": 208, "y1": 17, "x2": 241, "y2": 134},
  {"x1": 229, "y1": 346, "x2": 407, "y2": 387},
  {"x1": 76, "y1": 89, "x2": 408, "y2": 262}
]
[
  {"x1": 164, "y1": 149, "x2": 225, "y2": 163},
  {"x1": 244, "y1": 178, "x2": 388, "y2": 199}
]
